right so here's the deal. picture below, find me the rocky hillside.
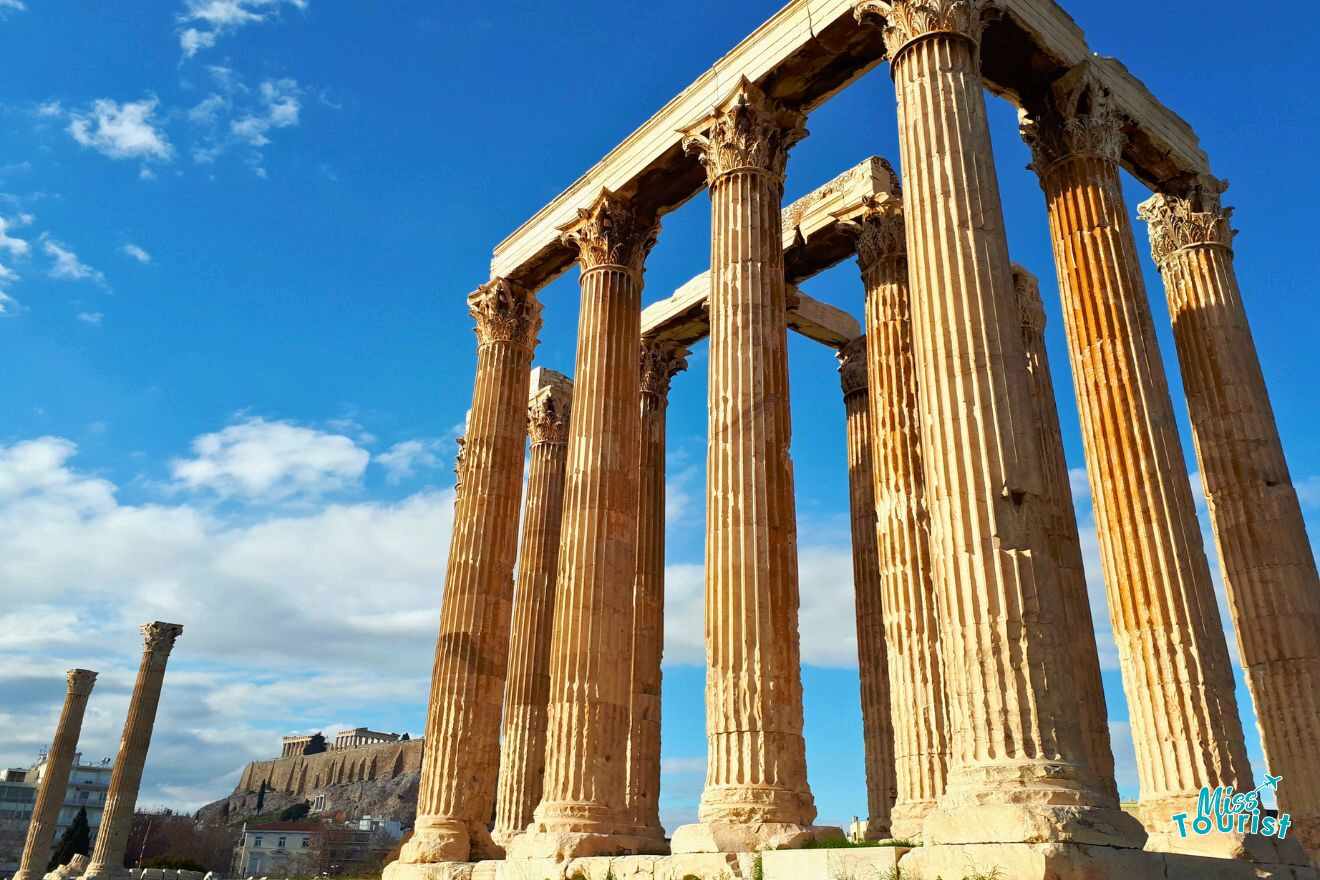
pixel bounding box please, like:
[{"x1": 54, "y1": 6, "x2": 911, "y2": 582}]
[{"x1": 196, "y1": 772, "x2": 420, "y2": 829}]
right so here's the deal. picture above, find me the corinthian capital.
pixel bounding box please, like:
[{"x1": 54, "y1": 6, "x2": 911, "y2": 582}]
[
  {"x1": 142, "y1": 622, "x2": 184, "y2": 654},
  {"x1": 1011, "y1": 264, "x2": 1046, "y2": 338},
  {"x1": 558, "y1": 189, "x2": 659, "y2": 276},
  {"x1": 468, "y1": 277, "x2": 542, "y2": 350},
  {"x1": 855, "y1": 0, "x2": 989, "y2": 60},
  {"x1": 639, "y1": 337, "x2": 690, "y2": 399},
  {"x1": 841, "y1": 191, "x2": 906, "y2": 274},
  {"x1": 1137, "y1": 181, "x2": 1236, "y2": 268},
  {"x1": 1019, "y1": 62, "x2": 1126, "y2": 172},
  {"x1": 67, "y1": 669, "x2": 98, "y2": 697},
  {"x1": 837, "y1": 336, "x2": 869, "y2": 397},
  {"x1": 528, "y1": 385, "x2": 572, "y2": 446},
  {"x1": 680, "y1": 77, "x2": 807, "y2": 187}
]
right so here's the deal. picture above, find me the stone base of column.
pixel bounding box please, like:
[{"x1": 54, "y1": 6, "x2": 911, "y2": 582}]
[
  {"x1": 669, "y1": 822, "x2": 844, "y2": 854},
  {"x1": 923, "y1": 763, "x2": 1147, "y2": 849},
  {"x1": 889, "y1": 800, "x2": 936, "y2": 842},
  {"x1": 42, "y1": 853, "x2": 88, "y2": 880},
  {"x1": 505, "y1": 827, "x2": 667, "y2": 862},
  {"x1": 901, "y1": 841, "x2": 1317, "y2": 880},
  {"x1": 1133, "y1": 799, "x2": 1312, "y2": 866},
  {"x1": 77, "y1": 863, "x2": 133, "y2": 880},
  {"x1": 394, "y1": 818, "x2": 503, "y2": 867},
  {"x1": 861, "y1": 817, "x2": 890, "y2": 842}
]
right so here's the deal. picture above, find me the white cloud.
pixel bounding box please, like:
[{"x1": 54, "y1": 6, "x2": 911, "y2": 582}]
[
  {"x1": 0, "y1": 290, "x2": 19, "y2": 317},
  {"x1": 68, "y1": 97, "x2": 173, "y2": 162},
  {"x1": 1069, "y1": 467, "x2": 1091, "y2": 505},
  {"x1": 0, "y1": 214, "x2": 31, "y2": 259},
  {"x1": 0, "y1": 0, "x2": 25, "y2": 15},
  {"x1": 1108, "y1": 721, "x2": 1139, "y2": 801},
  {"x1": 377, "y1": 439, "x2": 445, "y2": 484},
  {"x1": 665, "y1": 466, "x2": 698, "y2": 526},
  {"x1": 188, "y1": 93, "x2": 229, "y2": 127},
  {"x1": 121, "y1": 243, "x2": 152, "y2": 263},
  {"x1": 77, "y1": 311, "x2": 104, "y2": 325},
  {"x1": 170, "y1": 417, "x2": 370, "y2": 502},
  {"x1": 231, "y1": 78, "x2": 301, "y2": 147},
  {"x1": 42, "y1": 235, "x2": 107, "y2": 286},
  {"x1": 35, "y1": 100, "x2": 62, "y2": 118},
  {"x1": 1295, "y1": 475, "x2": 1320, "y2": 510},
  {"x1": 189, "y1": 75, "x2": 302, "y2": 175},
  {"x1": 177, "y1": 0, "x2": 308, "y2": 58}
]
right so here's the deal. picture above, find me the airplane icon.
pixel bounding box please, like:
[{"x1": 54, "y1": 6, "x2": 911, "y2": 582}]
[{"x1": 1263, "y1": 774, "x2": 1283, "y2": 792}]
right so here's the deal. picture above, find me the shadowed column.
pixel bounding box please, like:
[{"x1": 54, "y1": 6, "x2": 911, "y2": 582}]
[
  {"x1": 1140, "y1": 184, "x2": 1320, "y2": 859},
  {"x1": 512, "y1": 189, "x2": 659, "y2": 861},
  {"x1": 395, "y1": 278, "x2": 541, "y2": 867},
  {"x1": 625, "y1": 338, "x2": 688, "y2": 846},
  {"x1": 14, "y1": 670, "x2": 98, "y2": 880},
  {"x1": 843, "y1": 185, "x2": 949, "y2": 840},
  {"x1": 84, "y1": 623, "x2": 183, "y2": 880},
  {"x1": 1019, "y1": 63, "x2": 1257, "y2": 856},
  {"x1": 1012, "y1": 264, "x2": 1118, "y2": 805},
  {"x1": 854, "y1": 0, "x2": 1142, "y2": 849},
  {"x1": 838, "y1": 336, "x2": 896, "y2": 841},
  {"x1": 492, "y1": 372, "x2": 573, "y2": 848}
]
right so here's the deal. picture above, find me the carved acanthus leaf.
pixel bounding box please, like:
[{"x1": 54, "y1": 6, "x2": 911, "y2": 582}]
[
  {"x1": 1011, "y1": 264, "x2": 1046, "y2": 338},
  {"x1": 855, "y1": 0, "x2": 988, "y2": 60},
  {"x1": 1137, "y1": 183, "x2": 1236, "y2": 268},
  {"x1": 528, "y1": 388, "x2": 572, "y2": 445},
  {"x1": 640, "y1": 338, "x2": 690, "y2": 398},
  {"x1": 452, "y1": 436, "x2": 468, "y2": 500},
  {"x1": 1020, "y1": 62, "x2": 1125, "y2": 172},
  {"x1": 844, "y1": 193, "x2": 907, "y2": 273},
  {"x1": 67, "y1": 669, "x2": 98, "y2": 696},
  {"x1": 142, "y1": 622, "x2": 184, "y2": 653},
  {"x1": 468, "y1": 277, "x2": 542, "y2": 350},
  {"x1": 681, "y1": 77, "x2": 807, "y2": 187},
  {"x1": 559, "y1": 189, "x2": 659, "y2": 276},
  {"x1": 837, "y1": 336, "x2": 870, "y2": 396}
]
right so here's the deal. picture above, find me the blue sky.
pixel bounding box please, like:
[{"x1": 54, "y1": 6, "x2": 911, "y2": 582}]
[{"x1": 2, "y1": 0, "x2": 1318, "y2": 832}]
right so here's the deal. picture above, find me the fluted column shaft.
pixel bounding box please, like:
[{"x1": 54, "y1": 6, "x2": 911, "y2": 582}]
[
  {"x1": 1140, "y1": 189, "x2": 1320, "y2": 853},
  {"x1": 626, "y1": 340, "x2": 688, "y2": 841},
  {"x1": 14, "y1": 670, "x2": 98, "y2": 880},
  {"x1": 850, "y1": 189, "x2": 949, "y2": 840},
  {"x1": 492, "y1": 381, "x2": 572, "y2": 847},
  {"x1": 517, "y1": 190, "x2": 656, "y2": 860},
  {"x1": 402, "y1": 279, "x2": 540, "y2": 865},
  {"x1": 1022, "y1": 67, "x2": 1252, "y2": 833},
  {"x1": 85, "y1": 623, "x2": 182, "y2": 880},
  {"x1": 839, "y1": 338, "x2": 896, "y2": 841},
  {"x1": 857, "y1": 2, "x2": 1138, "y2": 846},
  {"x1": 672, "y1": 79, "x2": 824, "y2": 854},
  {"x1": 1012, "y1": 264, "x2": 1118, "y2": 805}
]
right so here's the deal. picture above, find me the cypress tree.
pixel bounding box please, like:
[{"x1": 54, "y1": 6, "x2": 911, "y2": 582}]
[{"x1": 47, "y1": 806, "x2": 91, "y2": 872}]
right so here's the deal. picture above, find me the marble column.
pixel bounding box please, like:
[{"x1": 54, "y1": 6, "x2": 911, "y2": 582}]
[
  {"x1": 625, "y1": 338, "x2": 689, "y2": 845},
  {"x1": 1139, "y1": 184, "x2": 1320, "y2": 856},
  {"x1": 491, "y1": 373, "x2": 573, "y2": 848},
  {"x1": 672, "y1": 76, "x2": 832, "y2": 854},
  {"x1": 14, "y1": 670, "x2": 98, "y2": 880},
  {"x1": 838, "y1": 337, "x2": 896, "y2": 841},
  {"x1": 84, "y1": 623, "x2": 183, "y2": 880},
  {"x1": 1011, "y1": 264, "x2": 1118, "y2": 806},
  {"x1": 512, "y1": 189, "x2": 659, "y2": 861},
  {"x1": 855, "y1": 1, "x2": 1141, "y2": 848},
  {"x1": 1019, "y1": 63, "x2": 1253, "y2": 850},
  {"x1": 845, "y1": 188, "x2": 949, "y2": 840},
  {"x1": 396, "y1": 278, "x2": 541, "y2": 867}
]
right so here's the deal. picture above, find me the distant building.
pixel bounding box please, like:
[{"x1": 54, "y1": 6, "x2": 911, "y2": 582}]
[
  {"x1": 0, "y1": 753, "x2": 113, "y2": 873},
  {"x1": 331, "y1": 728, "x2": 400, "y2": 750},
  {"x1": 231, "y1": 821, "x2": 321, "y2": 877},
  {"x1": 354, "y1": 815, "x2": 402, "y2": 839}
]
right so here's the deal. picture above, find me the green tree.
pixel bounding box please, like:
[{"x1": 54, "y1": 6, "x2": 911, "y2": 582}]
[
  {"x1": 278, "y1": 802, "x2": 310, "y2": 822},
  {"x1": 47, "y1": 807, "x2": 91, "y2": 872},
  {"x1": 255, "y1": 780, "x2": 267, "y2": 813}
]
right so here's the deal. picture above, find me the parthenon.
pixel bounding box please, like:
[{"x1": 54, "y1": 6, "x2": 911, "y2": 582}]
[{"x1": 382, "y1": 1, "x2": 1320, "y2": 878}]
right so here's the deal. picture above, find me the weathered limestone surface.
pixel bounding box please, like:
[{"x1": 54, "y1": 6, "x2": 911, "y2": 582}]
[
  {"x1": 492, "y1": 372, "x2": 574, "y2": 848},
  {"x1": 625, "y1": 339, "x2": 688, "y2": 844},
  {"x1": 83, "y1": 623, "x2": 183, "y2": 880},
  {"x1": 837, "y1": 337, "x2": 896, "y2": 841},
  {"x1": 512, "y1": 191, "x2": 659, "y2": 861},
  {"x1": 15, "y1": 670, "x2": 97, "y2": 880},
  {"x1": 844, "y1": 184, "x2": 948, "y2": 840},
  {"x1": 1012, "y1": 264, "x2": 1118, "y2": 805},
  {"x1": 670, "y1": 77, "x2": 833, "y2": 854},
  {"x1": 857, "y1": 1, "x2": 1142, "y2": 848},
  {"x1": 399, "y1": 279, "x2": 541, "y2": 867},
  {"x1": 1020, "y1": 63, "x2": 1254, "y2": 850},
  {"x1": 1140, "y1": 186, "x2": 1320, "y2": 860}
]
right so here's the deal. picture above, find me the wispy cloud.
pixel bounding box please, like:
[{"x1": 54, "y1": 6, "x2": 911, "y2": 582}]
[
  {"x1": 377, "y1": 439, "x2": 445, "y2": 485},
  {"x1": 0, "y1": 291, "x2": 20, "y2": 317},
  {"x1": 189, "y1": 73, "x2": 303, "y2": 176},
  {"x1": 0, "y1": 0, "x2": 26, "y2": 16},
  {"x1": 68, "y1": 97, "x2": 174, "y2": 164},
  {"x1": 77, "y1": 312, "x2": 104, "y2": 326},
  {"x1": 121, "y1": 243, "x2": 152, "y2": 264},
  {"x1": 177, "y1": 0, "x2": 309, "y2": 58},
  {"x1": 42, "y1": 235, "x2": 107, "y2": 287}
]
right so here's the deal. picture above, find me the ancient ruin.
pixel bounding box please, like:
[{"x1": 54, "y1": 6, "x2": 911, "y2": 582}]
[{"x1": 381, "y1": 1, "x2": 1320, "y2": 878}]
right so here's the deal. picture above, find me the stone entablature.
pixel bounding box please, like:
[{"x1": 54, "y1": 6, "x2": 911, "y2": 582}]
[
  {"x1": 332, "y1": 728, "x2": 402, "y2": 750},
  {"x1": 238, "y1": 738, "x2": 424, "y2": 797}
]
